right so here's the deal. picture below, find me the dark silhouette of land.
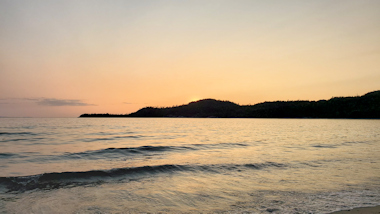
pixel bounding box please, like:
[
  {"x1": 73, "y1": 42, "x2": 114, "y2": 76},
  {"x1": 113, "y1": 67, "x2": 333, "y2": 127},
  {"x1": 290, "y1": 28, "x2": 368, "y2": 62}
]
[{"x1": 80, "y1": 90, "x2": 380, "y2": 118}]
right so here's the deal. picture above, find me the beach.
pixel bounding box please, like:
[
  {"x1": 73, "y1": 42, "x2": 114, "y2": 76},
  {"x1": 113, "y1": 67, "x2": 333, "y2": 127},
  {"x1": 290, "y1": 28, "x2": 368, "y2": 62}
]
[{"x1": 330, "y1": 205, "x2": 380, "y2": 214}]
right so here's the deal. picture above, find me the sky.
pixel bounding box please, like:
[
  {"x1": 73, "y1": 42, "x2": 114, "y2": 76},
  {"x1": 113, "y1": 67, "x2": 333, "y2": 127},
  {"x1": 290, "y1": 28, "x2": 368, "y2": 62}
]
[{"x1": 1, "y1": 0, "x2": 379, "y2": 117}]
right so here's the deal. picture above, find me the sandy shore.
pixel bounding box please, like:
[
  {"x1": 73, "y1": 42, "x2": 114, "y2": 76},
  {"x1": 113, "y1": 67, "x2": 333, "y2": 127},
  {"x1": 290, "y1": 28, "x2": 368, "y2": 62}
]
[{"x1": 329, "y1": 205, "x2": 380, "y2": 214}]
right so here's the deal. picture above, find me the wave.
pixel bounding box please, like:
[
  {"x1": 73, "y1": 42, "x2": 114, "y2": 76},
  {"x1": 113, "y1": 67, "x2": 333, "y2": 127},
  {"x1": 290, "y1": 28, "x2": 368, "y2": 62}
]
[
  {"x1": 91, "y1": 131, "x2": 137, "y2": 136},
  {"x1": 82, "y1": 135, "x2": 145, "y2": 142},
  {"x1": 58, "y1": 143, "x2": 248, "y2": 160},
  {"x1": 0, "y1": 132, "x2": 37, "y2": 136},
  {"x1": 1, "y1": 143, "x2": 249, "y2": 163},
  {"x1": 0, "y1": 153, "x2": 25, "y2": 159},
  {"x1": 0, "y1": 162, "x2": 286, "y2": 193},
  {"x1": 63, "y1": 145, "x2": 195, "y2": 160},
  {"x1": 0, "y1": 138, "x2": 45, "y2": 143},
  {"x1": 311, "y1": 141, "x2": 369, "y2": 149},
  {"x1": 192, "y1": 142, "x2": 248, "y2": 148},
  {"x1": 342, "y1": 141, "x2": 368, "y2": 145},
  {"x1": 2, "y1": 145, "x2": 193, "y2": 162},
  {"x1": 311, "y1": 144, "x2": 337, "y2": 148}
]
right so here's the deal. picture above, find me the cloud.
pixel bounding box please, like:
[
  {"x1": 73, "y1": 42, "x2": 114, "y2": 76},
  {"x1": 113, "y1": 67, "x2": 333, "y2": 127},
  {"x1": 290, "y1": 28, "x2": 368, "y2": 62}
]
[
  {"x1": 123, "y1": 102, "x2": 133, "y2": 104},
  {"x1": 36, "y1": 98, "x2": 95, "y2": 106},
  {"x1": 23, "y1": 98, "x2": 40, "y2": 101},
  {"x1": 0, "y1": 98, "x2": 21, "y2": 105},
  {"x1": 0, "y1": 97, "x2": 95, "y2": 107}
]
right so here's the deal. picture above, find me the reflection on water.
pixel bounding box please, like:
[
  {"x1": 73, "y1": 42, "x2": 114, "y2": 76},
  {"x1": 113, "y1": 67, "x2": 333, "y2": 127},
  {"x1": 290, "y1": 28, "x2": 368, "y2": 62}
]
[{"x1": 0, "y1": 118, "x2": 379, "y2": 213}]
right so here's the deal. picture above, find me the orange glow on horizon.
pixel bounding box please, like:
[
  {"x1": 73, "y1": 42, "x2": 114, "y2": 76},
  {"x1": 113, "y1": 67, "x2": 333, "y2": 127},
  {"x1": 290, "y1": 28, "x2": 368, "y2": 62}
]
[{"x1": 0, "y1": 1, "x2": 379, "y2": 117}]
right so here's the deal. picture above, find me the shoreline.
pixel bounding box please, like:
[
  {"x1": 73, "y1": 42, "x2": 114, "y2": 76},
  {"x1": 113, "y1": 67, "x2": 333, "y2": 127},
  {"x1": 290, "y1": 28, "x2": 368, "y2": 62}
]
[{"x1": 329, "y1": 205, "x2": 380, "y2": 214}]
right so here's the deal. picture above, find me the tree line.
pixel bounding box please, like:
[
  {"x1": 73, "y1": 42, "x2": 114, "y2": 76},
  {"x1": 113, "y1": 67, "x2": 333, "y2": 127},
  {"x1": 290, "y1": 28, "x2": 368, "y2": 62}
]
[{"x1": 80, "y1": 90, "x2": 380, "y2": 119}]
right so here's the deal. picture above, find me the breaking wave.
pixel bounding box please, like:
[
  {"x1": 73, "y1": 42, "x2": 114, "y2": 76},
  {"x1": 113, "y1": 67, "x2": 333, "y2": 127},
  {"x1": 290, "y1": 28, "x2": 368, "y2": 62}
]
[{"x1": 0, "y1": 162, "x2": 285, "y2": 193}]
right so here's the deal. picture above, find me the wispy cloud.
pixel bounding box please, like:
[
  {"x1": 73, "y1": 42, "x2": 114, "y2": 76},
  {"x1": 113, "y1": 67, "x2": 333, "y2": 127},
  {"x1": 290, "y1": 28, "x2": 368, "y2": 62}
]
[
  {"x1": 0, "y1": 98, "x2": 95, "y2": 106},
  {"x1": 36, "y1": 98, "x2": 95, "y2": 106},
  {"x1": 0, "y1": 98, "x2": 22, "y2": 105}
]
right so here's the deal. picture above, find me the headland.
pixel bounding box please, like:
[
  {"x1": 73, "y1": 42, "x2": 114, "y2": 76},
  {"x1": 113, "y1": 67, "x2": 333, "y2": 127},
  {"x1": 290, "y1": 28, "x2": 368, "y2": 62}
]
[{"x1": 80, "y1": 90, "x2": 380, "y2": 119}]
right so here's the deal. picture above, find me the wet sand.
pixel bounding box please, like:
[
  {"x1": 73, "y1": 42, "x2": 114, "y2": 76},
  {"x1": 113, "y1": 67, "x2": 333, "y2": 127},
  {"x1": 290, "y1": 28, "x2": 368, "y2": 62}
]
[{"x1": 330, "y1": 205, "x2": 380, "y2": 214}]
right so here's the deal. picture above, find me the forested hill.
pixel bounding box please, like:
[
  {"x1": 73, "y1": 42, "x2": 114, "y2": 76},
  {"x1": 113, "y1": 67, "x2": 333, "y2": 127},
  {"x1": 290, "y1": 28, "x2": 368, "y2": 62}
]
[{"x1": 80, "y1": 90, "x2": 380, "y2": 118}]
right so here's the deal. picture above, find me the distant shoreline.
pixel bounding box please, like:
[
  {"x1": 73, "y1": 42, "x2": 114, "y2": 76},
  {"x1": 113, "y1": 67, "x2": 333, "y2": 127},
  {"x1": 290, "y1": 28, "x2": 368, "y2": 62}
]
[{"x1": 80, "y1": 90, "x2": 380, "y2": 119}]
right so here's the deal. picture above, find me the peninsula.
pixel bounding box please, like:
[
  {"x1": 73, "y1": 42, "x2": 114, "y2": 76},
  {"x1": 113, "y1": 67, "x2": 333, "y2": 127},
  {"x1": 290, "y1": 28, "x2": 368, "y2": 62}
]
[{"x1": 80, "y1": 90, "x2": 380, "y2": 119}]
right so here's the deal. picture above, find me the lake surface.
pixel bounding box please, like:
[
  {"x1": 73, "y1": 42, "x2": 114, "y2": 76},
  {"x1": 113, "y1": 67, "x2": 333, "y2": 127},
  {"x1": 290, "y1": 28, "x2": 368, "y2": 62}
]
[{"x1": 0, "y1": 118, "x2": 379, "y2": 213}]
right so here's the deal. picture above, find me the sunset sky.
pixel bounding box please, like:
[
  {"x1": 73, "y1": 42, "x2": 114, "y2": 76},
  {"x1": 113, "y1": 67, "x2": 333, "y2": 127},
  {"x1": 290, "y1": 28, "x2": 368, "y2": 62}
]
[{"x1": 1, "y1": 0, "x2": 379, "y2": 117}]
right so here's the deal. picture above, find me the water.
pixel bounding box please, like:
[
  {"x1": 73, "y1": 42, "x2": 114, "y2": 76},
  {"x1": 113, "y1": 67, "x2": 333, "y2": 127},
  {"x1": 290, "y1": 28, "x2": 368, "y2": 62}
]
[{"x1": 0, "y1": 118, "x2": 379, "y2": 213}]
